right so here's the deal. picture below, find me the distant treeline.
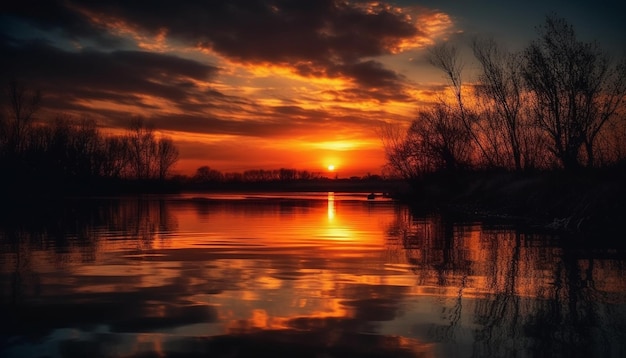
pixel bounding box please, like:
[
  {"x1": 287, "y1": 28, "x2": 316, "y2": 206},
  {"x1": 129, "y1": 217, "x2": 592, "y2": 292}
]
[
  {"x1": 186, "y1": 166, "x2": 326, "y2": 184},
  {"x1": 0, "y1": 81, "x2": 179, "y2": 195},
  {"x1": 177, "y1": 166, "x2": 394, "y2": 192},
  {"x1": 183, "y1": 166, "x2": 385, "y2": 183},
  {"x1": 0, "y1": 78, "x2": 389, "y2": 195},
  {"x1": 382, "y1": 15, "x2": 626, "y2": 178}
]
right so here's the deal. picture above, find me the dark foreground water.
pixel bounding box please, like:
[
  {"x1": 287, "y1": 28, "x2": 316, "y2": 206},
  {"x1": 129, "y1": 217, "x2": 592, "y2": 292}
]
[{"x1": 1, "y1": 192, "x2": 625, "y2": 358}]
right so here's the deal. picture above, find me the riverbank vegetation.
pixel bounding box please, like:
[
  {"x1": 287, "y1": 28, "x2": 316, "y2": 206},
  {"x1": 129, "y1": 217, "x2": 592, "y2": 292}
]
[
  {"x1": 382, "y1": 15, "x2": 626, "y2": 233},
  {"x1": 397, "y1": 167, "x2": 626, "y2": 235},
  {"x1": 0, "y1": 90, "x2": 180, "y2": 196}
]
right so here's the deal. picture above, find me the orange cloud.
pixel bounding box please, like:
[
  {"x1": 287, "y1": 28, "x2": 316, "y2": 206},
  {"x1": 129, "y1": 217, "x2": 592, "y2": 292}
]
[{"x1": 393, "y1": 10, "x2": 456, "y2": 52}]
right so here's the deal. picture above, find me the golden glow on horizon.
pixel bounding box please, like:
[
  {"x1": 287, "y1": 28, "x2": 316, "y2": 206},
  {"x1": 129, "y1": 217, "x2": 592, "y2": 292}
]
[
  {"x1": 64, "y1": 1, "x2": 453, "y2": 177},
  {"x1": 129, "y1": 129, "x2": 389, "y2": 176},
  {"x1": 164, "y1": 128, "x2": 386, "y2": 175},
  {"x1": 64, "y1": 8, "x2": 427, "y2": 179},
  {"x1": 322, "y1": 156, "x2": 342, "y2": 175}
]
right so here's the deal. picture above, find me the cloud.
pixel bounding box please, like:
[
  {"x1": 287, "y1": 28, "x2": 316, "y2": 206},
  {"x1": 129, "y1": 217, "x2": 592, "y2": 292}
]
[
  {"x1": 0, "y1": 36, "x2": 217, "y2": 91},
  {"x1": 0, "y1": 35, "x2": 414, "y2": 156},
  {"x1": 0, "y1": 35, "x2": 410, "y2": 143},
  {"x1": 1, "y1": 3, "x2": 422, "y2": 122},
  {"x1": 68, "y1": 1, "x2": 421, "y2": 61},
  {"x1": 2, "y1": 1, "x2": 453, "y2": 90},
  {"x1": 335, "y1": 60, "x2": 406, "y2": 88},
  {"x1": 1, "y1": 2, "x2": 122, "y2": 48},
  {"x1": 0, "y1": 1, "x2": 450, "y2": 174},
  {"x1": 0, "y1": 35, "x2": 221, "y2": 119}
]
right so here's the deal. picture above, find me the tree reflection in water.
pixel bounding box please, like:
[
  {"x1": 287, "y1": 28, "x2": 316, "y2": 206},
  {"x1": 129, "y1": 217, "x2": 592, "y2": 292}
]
[
  {"x1": 1, "y1": 197, "x2": 625, "y2": 357},
  {"x1": 0, "y1": 198, "x2": 177, "y2": 305},
  {"x1": 389, "y1": 207, "x2": 626, "y2": 357}
]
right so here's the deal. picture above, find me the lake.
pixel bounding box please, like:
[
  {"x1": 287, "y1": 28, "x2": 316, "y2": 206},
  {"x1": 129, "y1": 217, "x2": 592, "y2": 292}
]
[{"x1": 1, "y1": 192, "x2": 625, "y2": 357}]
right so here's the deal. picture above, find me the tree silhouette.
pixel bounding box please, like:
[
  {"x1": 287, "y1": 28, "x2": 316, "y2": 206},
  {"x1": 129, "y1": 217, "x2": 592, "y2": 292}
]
[
  {"x1": 1, "y1": 79, "x2": 41, "y2": 157},
  {"x1": 157, "y1": 137, "x2": 179, "y2": 181},
  {"x1": 473, "y1": 38, "x2": 526, "y2": 170},
  {"x1": 428, "y1": 43, "x2": 493, "y2": 168},
  {"x1": 0, "y1": 85, "x2": 182, "y2": 195},
  {"x1": 406, "y1": 103, "x2": 472, "y2": 173},
  {"x1": 383, "y1": 15, "x2": 626, "y2": 178},
  {"x1": 522, "y1": 15, "x2": 626, "y2": 169}
]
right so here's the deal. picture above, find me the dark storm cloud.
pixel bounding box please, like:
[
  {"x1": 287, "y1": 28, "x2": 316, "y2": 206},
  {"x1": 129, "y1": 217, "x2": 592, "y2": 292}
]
[
  {"x1": 0, "y1": 35, "x2": 220, "y2": 115},
  {"x1": 0, "y1": 35, "x2": 409, "y2": 141},
  {"x1": 68, "y1": 0, "x2": 418, "y2": 62},
  {"x1": 2, "y1": 0, "x2": 423, "y2": 91},
  {"x1": 0, "y1": 36, "x2": 217, "y2": 91},
  {"x1": 289, "y1": 61, "x2": 412, "y2": 103},
  {"x1": 149, "y1": 109, "x2": 317, "y2": 139},
  {"x1": 336, "y1": 60, "x2": 406, "y2": 88},
  {"x1": 142, "y1": 101, "x2": 393, "y2": 141},
  {"x1": 1, "y1": 1, "x2": 122, "y2": 48},
  {"x1": 0, "y1": 0, "x2": 427, "y2": 146}
]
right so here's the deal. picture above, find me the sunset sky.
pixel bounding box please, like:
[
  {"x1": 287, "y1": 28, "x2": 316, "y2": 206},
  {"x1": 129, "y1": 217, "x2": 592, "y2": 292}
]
[{"x1": 1, "y1": 1, "x2": 624, "y2": 177}]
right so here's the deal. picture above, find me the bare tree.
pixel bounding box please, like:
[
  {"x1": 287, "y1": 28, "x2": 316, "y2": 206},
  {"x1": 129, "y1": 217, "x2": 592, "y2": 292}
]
[
  {"x1": 71, "y1": 118, "x2": 102, "y2": 178},
  {"x1": 522, "y1": 15, "x2": 626, "y2": 169},
  {"x1": 380, "y1": 103, "x2": 473, "y2": 178},
  {"x1": 379, "y1": 122, "x2": 422, "y2": 179},
  {"x1": 101, "y1": 136, "x2": 130, "y2": 178},
  {"x1": 473, "y1": 38, "x2": 526, "y2": 170},
  {"x1": 2, "y1": 79, "x2": 41, "y2": 155},
  {"x1": 194, "y1": 166, "x2": 224, "y2": 183},
  {"x1": 428, "y1": 43, "x2": 493, "y2": 167},
  {"x1": 127, "y1": 117, "x2": 157, "y2": 180},
  {"x1": 407, "y1": 103, "x2": 473, "y2": 173},
  {"x1": 156, "y1": 137, "x2": 179, "y2": 180}
]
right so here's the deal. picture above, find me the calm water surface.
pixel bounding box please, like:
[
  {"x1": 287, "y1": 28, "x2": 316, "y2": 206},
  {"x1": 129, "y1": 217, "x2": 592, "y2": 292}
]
[{"x1": 1, "y1": 192, "x2": 625, "y2": 357}]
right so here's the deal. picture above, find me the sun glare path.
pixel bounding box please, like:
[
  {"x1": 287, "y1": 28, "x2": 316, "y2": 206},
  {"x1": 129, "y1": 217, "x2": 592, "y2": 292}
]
[{"x1": 327, "y1": 192, "x2": 335, "y2": 221}]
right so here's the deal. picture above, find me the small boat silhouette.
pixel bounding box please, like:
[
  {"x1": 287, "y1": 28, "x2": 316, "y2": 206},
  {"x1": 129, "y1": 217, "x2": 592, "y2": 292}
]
[{"x1": 367, "y1": 193, "x2": 376, "y2": 200}]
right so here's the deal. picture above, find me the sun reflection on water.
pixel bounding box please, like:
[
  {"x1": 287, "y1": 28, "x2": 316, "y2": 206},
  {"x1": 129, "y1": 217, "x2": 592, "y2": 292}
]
[
  {"x1": 3, "y1": 196, "x2": 625, "y2": 357},
  {"x1": 327, "y1": 191, "x2": 335, "y2": 221}
]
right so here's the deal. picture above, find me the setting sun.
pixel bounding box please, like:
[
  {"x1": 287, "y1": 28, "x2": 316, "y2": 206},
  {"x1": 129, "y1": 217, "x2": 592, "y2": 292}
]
[{"x1": 327, "y1": 164, "x2": 335, "y2": 171}]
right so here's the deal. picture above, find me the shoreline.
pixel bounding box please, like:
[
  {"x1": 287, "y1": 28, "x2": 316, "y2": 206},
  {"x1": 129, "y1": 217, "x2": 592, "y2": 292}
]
[
  {"x1": 2, "y1": 169, "x2": 624, "y2": 240},
  {"x1": 395, "y1": 168, "x2": 626, "y2": 239}
]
